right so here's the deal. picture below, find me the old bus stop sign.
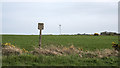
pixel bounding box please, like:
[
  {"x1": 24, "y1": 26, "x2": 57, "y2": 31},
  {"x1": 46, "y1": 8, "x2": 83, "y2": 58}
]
[{"x1": 38, "y1": 23, "x2": 44, "y2": 30}]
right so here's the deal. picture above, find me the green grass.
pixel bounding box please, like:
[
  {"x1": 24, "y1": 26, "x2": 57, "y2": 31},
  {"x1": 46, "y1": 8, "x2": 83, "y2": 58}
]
[
  {"x1": 2, "y1": 35, "x2": 118, "y2": 51},
  {"x1": 2, "y1": 35, "x2": 119, "y2": 66},
  {"x1": 2, "y1": 54, "x2": 119, "y2": 66}
]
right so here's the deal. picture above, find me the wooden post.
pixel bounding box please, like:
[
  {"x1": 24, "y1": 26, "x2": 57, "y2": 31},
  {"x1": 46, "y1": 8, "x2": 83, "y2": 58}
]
[
  {"x1": 38, "y1": 23, "x2": 44, "y2": 49},
  {"x1": 39, "y1": 29, "x2": 42, "y2": 49}
]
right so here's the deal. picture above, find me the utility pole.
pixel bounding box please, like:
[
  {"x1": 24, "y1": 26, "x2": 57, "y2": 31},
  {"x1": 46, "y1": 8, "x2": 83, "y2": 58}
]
[{"x1": 59, "y1": 24, "x2": 61, "y2": 35}]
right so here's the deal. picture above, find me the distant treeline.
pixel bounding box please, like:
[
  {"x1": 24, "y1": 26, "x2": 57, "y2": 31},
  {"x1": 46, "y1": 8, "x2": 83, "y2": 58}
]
[
  {"x1": 100, "y1": 31, "x2": 120, "y2": 36},
  {"x1": 35, "y1": 31, "x2": 120, "y2": 36},
  {"x1": 76, "y1": 31, "x2": 120, "y2": 36}
]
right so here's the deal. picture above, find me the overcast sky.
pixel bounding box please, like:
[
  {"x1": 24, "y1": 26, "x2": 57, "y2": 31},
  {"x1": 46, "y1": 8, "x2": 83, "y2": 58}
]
[{"x1": 2, "y1": 2, "x2": 118, "y2": 35}]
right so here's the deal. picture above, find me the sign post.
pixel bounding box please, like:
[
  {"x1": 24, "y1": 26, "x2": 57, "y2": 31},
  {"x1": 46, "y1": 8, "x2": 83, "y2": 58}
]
[{"x1": 38, "y1": 23, "x2": 44, "y2": 49}]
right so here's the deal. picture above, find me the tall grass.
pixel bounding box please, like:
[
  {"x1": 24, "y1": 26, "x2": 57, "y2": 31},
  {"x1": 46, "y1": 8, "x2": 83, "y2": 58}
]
[{"x1": 2, "y1": 54, "x2": 119, "y2": 66}]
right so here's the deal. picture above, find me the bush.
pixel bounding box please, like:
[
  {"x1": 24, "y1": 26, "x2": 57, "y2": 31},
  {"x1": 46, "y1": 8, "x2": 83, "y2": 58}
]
[
  {"x1": 94, "y1": 33, "x2": 99, "y2": 36},
  {"x1": 112, "y1": 42, "x2": 120, "y2": 51}
]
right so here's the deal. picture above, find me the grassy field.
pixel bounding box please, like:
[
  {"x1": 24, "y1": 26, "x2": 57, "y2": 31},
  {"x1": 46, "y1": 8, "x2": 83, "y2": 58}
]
[
  {"x1": 2, "y1": 35, "x2": 120, "y2": 66},
  {"x1": 2, "y1": 35, "x2": 118, "y2": 51}
]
